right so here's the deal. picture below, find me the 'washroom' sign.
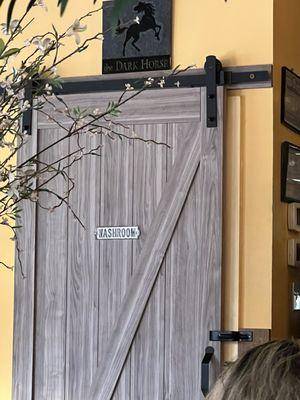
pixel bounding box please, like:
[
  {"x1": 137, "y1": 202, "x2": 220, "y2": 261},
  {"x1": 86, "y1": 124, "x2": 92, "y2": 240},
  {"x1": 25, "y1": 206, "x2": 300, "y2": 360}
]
[
  {"x1": 102, "y1": 0, "x2": 172, "y2": 74},
  {"x1": 95, "y1": 226, "x2": 141, "y2": 240}
]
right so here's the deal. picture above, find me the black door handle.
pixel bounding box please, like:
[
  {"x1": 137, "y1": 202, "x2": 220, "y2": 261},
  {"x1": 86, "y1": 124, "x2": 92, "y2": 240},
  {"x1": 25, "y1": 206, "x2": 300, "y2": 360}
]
[{"x1": 201, "y1": 346, "x2": 215, "y2": 397}]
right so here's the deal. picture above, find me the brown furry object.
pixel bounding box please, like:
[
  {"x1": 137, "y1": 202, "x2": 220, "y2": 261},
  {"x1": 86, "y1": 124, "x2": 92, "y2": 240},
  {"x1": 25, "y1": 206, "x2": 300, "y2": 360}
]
[{"x1": 208, "y1": 340, "x2": 300, "y2": 400}]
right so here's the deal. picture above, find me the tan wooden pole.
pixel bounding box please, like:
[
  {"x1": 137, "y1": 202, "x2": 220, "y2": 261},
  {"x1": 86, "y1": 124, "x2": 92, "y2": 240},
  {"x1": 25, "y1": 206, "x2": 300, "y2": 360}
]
[{"x1": 222, "y1": 96, "x2": 241, "y2": 363}]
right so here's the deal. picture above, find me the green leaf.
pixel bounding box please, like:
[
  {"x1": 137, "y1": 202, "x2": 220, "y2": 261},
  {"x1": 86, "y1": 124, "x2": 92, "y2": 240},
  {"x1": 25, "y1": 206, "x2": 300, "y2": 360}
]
[
  {"x1": 6, "y1": 0, "x2": 17, "y2": 28},
  {"x1": 0, "y1": 48, "x2": 19, "y2": 59},
  {"x1": 57, "y1": 0, "x2": 68, "y2": 16},
  {"x1": 26, "y1": 0, "x2": 36, "y2": 12},
  {"x1": 0, "y1": 39, "x2": 5, "y2": 56},
  {"x1": 52, "y1": 24, "x2": 59, "y2": 38},
  {"x1": 50, "y1": 79, "x2": 63, "y2": 89}
]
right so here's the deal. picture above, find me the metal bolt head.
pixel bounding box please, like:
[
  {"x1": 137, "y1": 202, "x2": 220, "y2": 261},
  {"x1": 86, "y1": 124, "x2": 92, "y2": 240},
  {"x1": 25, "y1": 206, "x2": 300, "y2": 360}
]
[{"x1": 249, "y1": 73, "x2": 255, "y2": 80}]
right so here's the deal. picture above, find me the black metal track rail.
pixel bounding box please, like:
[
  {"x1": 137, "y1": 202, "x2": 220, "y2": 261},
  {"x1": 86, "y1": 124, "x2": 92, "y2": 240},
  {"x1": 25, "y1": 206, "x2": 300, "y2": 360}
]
[
  {"x1": 55, "y1": 68, "x2": 270, "y2": 95},
  {"x1": 20, "y1": 55, "x2": 272, "y2": 133}
]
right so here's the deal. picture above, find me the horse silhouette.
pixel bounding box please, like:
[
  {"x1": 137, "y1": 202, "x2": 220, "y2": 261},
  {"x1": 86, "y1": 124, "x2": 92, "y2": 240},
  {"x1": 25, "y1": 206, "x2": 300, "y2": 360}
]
[{"x1": 116, "y1": 2, "x2": 162, "y2": 56}]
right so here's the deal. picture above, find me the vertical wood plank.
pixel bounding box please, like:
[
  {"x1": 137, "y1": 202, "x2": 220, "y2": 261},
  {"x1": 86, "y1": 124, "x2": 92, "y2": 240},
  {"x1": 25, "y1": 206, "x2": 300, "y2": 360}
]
[
  {"x1": 131, "y1": 124, "x2": 168, "y2": 399},
  {"x1": 33, "y1": 129, "x2": 69, "y2": 400},
  {"x1": 12, "y1": 122, "x2": 38, "y2": 400},
  {"x1": 164, "y1": 88, "x2": 223, "y2": 399},
  {"x1": 165, "y1": 122, "x2": 205, "y2": 399},
  {"x1": 98, "y1": 130, "x2": 133, "y2": 400},
  {"x1": 65, "y1": 133, "x2": 101, "y2": 400}
]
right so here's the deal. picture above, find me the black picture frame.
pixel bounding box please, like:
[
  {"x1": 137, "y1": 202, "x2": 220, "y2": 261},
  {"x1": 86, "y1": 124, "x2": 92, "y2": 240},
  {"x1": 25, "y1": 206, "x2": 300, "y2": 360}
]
[
  {"x1": 281, "y1": 141, "x2": 300, "y2": 202},
  {"x1": 281, "y1": 67, "x2": 300, "y2": 133}
]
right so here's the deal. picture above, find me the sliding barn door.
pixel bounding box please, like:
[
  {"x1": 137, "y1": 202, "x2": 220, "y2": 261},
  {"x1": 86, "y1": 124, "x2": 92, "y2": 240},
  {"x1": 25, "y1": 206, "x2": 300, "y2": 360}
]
[{"x1": 13, "y1": 86, "x2": 223, "y2": 400}]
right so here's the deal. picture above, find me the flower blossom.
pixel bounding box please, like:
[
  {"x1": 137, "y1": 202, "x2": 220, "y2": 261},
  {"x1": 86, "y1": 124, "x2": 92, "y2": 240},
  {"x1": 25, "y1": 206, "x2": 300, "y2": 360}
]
[
  {"x1": 93, "y1": 108, "x2": 100, "y2": 116},
  {"x1": 7, "y1": 173, "x2": 20, "y2": 199},
  {"x1": 125, "y1": 83, "x2": 134, "y2": 91},
  {"x1": 1, "y1": 79, "x2": 15, "y2": 97},
  {"x1": 50, "y1": 66, "x2": 57, "y2": 76},
  {"x1": 30, "y1": 191, "x2": 39, "y2": 201},
  {"x1": 0, "y1": 19, "x2": 20, "y2": 35},
  {"x1": 66, "y1": 19, "x2": 87, "y2": 45},
  {"x1": 20, "y1": 100, "x2": 31, "y2": 112},
  {"x1": 144, "y1": 77, "x2": 154, "y2": 87},
  {"x1": 34, "y1": 0, "x2": 48, "y2": 11},
  {"x1": 32, "y1": 37, "x2": 52, "y2": 54},
  {"x1": 44, "y1": 83, "x2": 52, "y2": 95},
  {"x1": 158, "y1": 77, "x2": 165, "y2": 88}
]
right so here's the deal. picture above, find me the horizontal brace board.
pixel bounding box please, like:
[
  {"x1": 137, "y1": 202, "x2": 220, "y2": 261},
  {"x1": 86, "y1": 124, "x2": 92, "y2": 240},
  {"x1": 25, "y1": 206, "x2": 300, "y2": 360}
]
[{"x1": 37, "y1": 87, "x2": 202, "y2": 127}]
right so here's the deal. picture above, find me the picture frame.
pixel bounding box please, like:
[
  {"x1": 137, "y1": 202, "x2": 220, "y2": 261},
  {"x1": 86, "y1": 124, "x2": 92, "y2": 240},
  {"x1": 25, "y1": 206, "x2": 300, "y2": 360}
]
[
  {"x1": 281, "y1": 67, "x2": 300, "y2": 134},
  {"x1": 281, "y1": 141, "x2": 300, "y2": 202},
  {"x1": 281, "y1": 67, "x2": 300, "y2": 133}
]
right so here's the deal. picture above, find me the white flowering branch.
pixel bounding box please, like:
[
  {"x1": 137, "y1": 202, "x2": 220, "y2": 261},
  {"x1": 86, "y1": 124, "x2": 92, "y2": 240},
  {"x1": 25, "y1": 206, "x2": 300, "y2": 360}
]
[{"x1": 0, "y1": 2, "x2": 193, "y2": 277}]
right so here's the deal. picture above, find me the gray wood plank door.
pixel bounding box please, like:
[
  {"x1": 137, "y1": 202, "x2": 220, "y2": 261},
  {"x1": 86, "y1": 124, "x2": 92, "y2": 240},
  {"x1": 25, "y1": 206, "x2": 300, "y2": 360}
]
[{"x1": 13, "y1": 86, "x2": 223, "y2": 400}]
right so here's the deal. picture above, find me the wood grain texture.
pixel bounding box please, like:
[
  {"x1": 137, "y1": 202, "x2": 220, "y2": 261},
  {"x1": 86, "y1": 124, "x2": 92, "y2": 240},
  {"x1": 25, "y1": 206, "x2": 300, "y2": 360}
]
[
  {"x1": 37, "y1": 88, "x2": 202, "y2": 127},
  {"x1": 222, "y1": 96, "x2": 241, "y2": 363},
  {"x1": 88, "y1": 87, "x2": 223, "y2": 400},
  {"x1": 33, "y1": 129, "x2": 69, "y2": 400},
  {"x1": 130, "y1": 124, "x2": 168, "y2": 399},
  {"x1": 14, "y1": 87, "x2": 224, "y2": 400},
  {"x1": 98, "y1": 129, "x2": 134, "y2": 400},
  {"x1": 165, "y1": 122, "x2": 203, "y2": 400},
  {"x1": 64, "y1": 133, "x2": 101, "y2": 400},
  {"x1": 12, "y1": 111, "x2": 38, "y2": 400},
  {"x1": 165, "y1": 89, "x2": 223, "y2": 400}
]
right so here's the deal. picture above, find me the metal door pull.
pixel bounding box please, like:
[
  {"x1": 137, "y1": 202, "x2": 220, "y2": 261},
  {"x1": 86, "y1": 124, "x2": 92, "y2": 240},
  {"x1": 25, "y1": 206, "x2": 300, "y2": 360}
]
[{"x1": 201, "y1": 346, "x2": 214, "y2": 397}]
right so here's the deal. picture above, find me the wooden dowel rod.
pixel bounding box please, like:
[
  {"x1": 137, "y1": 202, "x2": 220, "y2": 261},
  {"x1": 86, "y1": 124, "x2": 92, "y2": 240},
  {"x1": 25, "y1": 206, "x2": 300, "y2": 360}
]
[{"x1": 222, "y1": 96, "x2": 241, "y2": 363}]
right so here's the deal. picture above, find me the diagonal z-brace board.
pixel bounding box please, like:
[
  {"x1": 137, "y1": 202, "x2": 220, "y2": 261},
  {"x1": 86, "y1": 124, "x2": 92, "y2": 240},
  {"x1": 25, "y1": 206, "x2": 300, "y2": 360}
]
[{"x1": 88, "y1": 88, "x2": 223, "y2": 400}]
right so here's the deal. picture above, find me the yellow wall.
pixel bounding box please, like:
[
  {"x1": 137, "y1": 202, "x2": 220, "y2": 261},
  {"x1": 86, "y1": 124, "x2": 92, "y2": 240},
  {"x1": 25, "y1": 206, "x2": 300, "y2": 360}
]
[
  {"x1": 273, "y1": 0, "x2": 300, "y2": 339},
  {"x1": 173, "y1": 0, "x2": 273, "y2": 331},
  {"x1": 0, "y1": 225, "x2": 14, "y2": 400},
  {"x1": 0, "y1": 0, "x2": 274, "y2": 398},
  {"x1": 237, "y1": 88, "x2": 273, "y2": 329}
]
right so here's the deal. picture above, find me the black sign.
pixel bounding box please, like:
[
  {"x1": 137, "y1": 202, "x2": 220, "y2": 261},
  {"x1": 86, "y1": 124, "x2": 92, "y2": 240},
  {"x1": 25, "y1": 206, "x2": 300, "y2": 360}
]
[{"x1": 102, "y1": 0, "x2": 172, "y2": 74}]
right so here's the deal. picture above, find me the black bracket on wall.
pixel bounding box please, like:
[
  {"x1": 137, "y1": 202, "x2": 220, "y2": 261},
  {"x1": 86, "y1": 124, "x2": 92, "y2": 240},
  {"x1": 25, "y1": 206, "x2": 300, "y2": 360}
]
[
  {"x1": 210, "y1": 330, "x2": 253, "y2": 342},
  {"x1": 21, "y1": 55, "x2": 271, "y2": 134},
  {"x1": 202, "y1": 55, "x2": 271, "y2": 128},
  {"x1": 204, "y1": 56, "x2": 223, "y2": 128}
]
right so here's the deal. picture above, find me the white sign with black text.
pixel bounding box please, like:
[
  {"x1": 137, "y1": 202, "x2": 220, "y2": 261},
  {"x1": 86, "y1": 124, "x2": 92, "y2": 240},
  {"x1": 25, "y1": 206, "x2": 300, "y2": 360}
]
[{"x1": 95, "y1": 226, "x2": 140, "y2": 240}]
